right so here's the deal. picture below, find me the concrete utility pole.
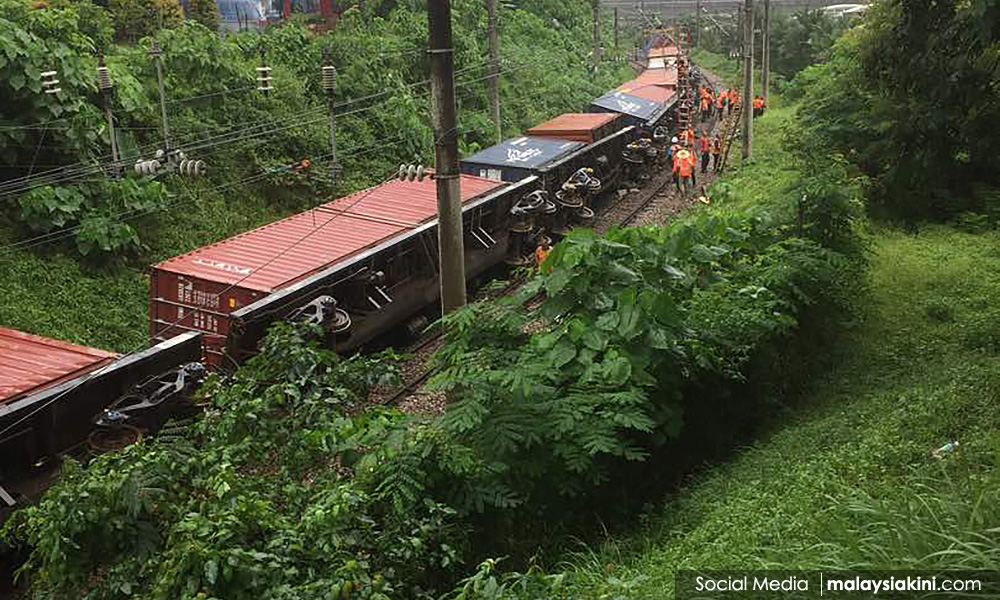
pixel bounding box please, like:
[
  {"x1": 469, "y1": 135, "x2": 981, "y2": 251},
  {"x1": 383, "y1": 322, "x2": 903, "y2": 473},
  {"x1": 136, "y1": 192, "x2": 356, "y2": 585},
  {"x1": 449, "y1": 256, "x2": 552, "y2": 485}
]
[
  {"x1": 592, "y1": 0, "x2": 601, "y2": 69},
  {"x1": 486, "y1": 0, "x2": 501, "y2": 144},
  {"x1": 150, "y1": 39, "x2": 171, "y2": 151},
  {"x1": 695, "y1": 0, "x2": 701, "y2": 48},
  {"x1": 614, "y1": 7, "x2": 619, "y2": 54},
  {"x1": 428, "y1": 0, "x2": 467, "y2": 314},
  {"x1": 321, "y1": 53, "x2": 339, "y2": 185},
  {"x1": 741, "y1": 0, "x2": 754, "y2": 160},
  {"x1": 761, "y1": 0, "x2": 770, "y2": 100},
  {"x1": 735, "y1": 8, "x2": 743, "y2": 63},
  {"x1": 97, "y1": 57, "x2": 119, "y2": 178}
]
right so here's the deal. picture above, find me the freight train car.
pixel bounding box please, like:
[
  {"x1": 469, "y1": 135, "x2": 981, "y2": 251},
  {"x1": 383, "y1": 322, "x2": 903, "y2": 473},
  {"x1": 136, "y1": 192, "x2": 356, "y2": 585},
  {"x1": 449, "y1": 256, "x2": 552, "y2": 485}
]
[
  {"x1": 459, "y1": 125, "x2": 635, "y2": 237},
  {"x1": 0, "y1": 329, "x2": 202, "y2": 517},
  {"x1": 526, "y1": 112, "x2": 625, "y2": 144},
  {"x1": 460, "y1": 127, "x2": 634, "y2": 194},
  {"x1": 151, "y1": 174, "x2": 538, "y2": 366},
  {"x1": 223, "y1": 176, "x2": 540, "y2": 362},
  {"x1": 588, "y1": 90, "x2": 675, "y2": 131}
]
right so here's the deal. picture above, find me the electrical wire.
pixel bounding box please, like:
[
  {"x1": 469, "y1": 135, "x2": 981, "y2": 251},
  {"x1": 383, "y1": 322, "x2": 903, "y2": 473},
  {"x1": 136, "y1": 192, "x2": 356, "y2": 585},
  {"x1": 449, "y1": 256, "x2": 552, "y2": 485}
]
[
  {"x1": 0, "y1": 49, "x2": 585, "y2": 253},
  {"x1": 0, "y1": 60, "x2": 497, "y2": 199},
  {"x1": 0, "y1": 55, "x2": 520, "y2": 201},
  {"x1": 0, "y1": 165, "x2": 407, "y2": 443}
]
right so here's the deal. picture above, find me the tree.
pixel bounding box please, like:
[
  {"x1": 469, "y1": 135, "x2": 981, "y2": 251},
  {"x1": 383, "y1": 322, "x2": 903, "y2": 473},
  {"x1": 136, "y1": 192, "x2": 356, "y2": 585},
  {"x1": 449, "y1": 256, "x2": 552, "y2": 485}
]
[
  {"x1": 796, "y1": 0, "x2": 1000, "y2": 219},
  {"x1": 109, "y1": 0, "x2": 183, "y2": 41},
  {"x1": 186, "y1": 0, "x2": 218, "y2": 31}
]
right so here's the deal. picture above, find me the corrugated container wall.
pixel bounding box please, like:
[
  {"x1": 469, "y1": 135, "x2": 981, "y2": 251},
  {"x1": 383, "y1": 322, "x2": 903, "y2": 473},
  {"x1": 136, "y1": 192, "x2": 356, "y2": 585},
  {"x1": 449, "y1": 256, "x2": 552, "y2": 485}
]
[
  {"x1": 526, "y1": 113, "x2": 625, "y2": 144},
  {"x1": 0, "y1": 327, "x2": 116, "y2": 405},
  {"x1": 150, "y1": 175, "x2": 503, "y2": 364}
]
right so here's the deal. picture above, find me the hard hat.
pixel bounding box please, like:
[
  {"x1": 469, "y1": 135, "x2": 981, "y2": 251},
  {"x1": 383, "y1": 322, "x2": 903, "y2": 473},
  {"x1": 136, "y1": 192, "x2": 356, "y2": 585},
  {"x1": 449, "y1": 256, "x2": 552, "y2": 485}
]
[{"x1": 671, "y1": 136, "x2": 678, "y2": 143}]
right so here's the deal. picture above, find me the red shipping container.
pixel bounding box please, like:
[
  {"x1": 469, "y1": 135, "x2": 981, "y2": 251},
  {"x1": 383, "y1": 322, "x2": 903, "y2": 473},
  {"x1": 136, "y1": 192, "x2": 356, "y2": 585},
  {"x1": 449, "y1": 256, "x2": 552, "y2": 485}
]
[
  {"x1": 526, "y1": 113, "x2": 625, "y2": 144},
  {"x1": 648, "y1": 46, "x2": 680, "y2": 58},
  {"x1": 0, "y1": 327, "x2": 116, "y2": 405},
  {"x1": 150, "y1": 175, "x2": 504, "y2": 363},
  {"x1": 617, "y1": 82, "x2": 676, "y2": 104}
]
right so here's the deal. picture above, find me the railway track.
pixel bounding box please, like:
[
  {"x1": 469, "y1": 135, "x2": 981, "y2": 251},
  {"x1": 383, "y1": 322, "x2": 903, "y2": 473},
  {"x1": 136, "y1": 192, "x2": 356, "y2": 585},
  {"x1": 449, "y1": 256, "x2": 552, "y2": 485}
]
[
  {"x1": 376, "y1": 163, "x2": 704, "y2": 409},
  {"x1": 376, "y1": 70, "x2": 735, "y2": 413}
]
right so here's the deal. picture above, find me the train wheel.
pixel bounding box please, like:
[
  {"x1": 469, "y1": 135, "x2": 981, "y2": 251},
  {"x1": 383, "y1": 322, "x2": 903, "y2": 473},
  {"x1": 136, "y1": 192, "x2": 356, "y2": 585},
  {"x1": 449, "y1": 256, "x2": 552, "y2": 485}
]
[{"x1": 87, "y1": 425, "x2": 142, "y2": 454}]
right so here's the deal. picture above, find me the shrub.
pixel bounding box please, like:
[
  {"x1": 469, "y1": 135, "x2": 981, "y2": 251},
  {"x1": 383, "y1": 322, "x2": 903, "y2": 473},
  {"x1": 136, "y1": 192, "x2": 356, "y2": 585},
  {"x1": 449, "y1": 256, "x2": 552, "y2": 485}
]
[
  {"x1": 17, "y1": 178, "x2": 169, "y2": 256},
  {"x1": 110, "y1": 0, "x2": 183, "y2": 41},
  {"x1": 186, "y1": 0, "x2": 218, "y2": 32}
]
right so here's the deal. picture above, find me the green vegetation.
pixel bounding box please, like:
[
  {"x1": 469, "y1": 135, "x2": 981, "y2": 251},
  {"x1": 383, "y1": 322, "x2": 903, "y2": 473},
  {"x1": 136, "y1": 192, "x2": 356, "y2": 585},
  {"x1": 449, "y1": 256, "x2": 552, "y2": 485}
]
[
  {"x1": 452, "y1": 33, "x2": 1000, "y2": 597},
  {"x1": 2, "y1": 37, "x2": 867, "y2": 597},
  {"x1": 795, "y1": 0, "x2": 1000, "y2": 218},
  {"x1": 482, "y1": 223, "x2": 1000, "y2": 598},
  {"x1": 694, "y1": 8, "x2": 849, "y2": 88},
  {"x1": 8, "y1": 0, "x2": 1000, "y2": 596},
  {"x1": 0, "y1": 0, "x2": 634, "y2": 349}
]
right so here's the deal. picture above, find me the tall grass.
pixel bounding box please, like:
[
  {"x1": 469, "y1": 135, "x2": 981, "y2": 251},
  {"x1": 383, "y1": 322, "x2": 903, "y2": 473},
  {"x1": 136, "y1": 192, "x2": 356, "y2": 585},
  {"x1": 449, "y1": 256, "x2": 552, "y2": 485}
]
[{"x1": 781, "y1": 458, "x2": 1000, "y2": 571}]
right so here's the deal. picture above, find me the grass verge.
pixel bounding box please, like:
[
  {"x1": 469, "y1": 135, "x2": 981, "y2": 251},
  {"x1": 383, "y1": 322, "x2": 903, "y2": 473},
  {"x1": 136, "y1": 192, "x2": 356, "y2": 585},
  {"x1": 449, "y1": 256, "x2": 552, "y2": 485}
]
[
  {"x1": 495, "y1": 55, "x2": 1000, "y2": 600},
  {"x1": 533, "y1": 223, "x2": 1000, "y2": 598}
]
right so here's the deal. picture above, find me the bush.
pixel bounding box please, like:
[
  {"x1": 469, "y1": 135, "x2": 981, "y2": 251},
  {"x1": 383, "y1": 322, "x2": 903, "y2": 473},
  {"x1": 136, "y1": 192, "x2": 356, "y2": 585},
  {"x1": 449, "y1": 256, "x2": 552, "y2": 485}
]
[
  {"x1": 186, "y1": 0, "x2": 218, "y2": 31},
  {"x1": 426, "y1": 195, "x2": 863, "y2": 515},
  {"x1": 17, "y1": 178, "x2": 169, "y2": 256},
  {"x1": 795, "y1": 0, "x2": 1000, "y2": 221},
  {"x1": 110, "y1": 0, "x2": 182, "y2": 41}
]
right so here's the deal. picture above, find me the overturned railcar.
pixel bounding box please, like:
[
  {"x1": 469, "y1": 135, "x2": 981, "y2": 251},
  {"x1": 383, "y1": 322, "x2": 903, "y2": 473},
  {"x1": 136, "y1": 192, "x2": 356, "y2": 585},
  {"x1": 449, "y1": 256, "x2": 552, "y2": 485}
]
[
  {"x1": 149, "y1": 175, "x2": 539, "y2": 366},
  {"x1": 0, "y1": 329, "x2": 202, "y2": 516}
]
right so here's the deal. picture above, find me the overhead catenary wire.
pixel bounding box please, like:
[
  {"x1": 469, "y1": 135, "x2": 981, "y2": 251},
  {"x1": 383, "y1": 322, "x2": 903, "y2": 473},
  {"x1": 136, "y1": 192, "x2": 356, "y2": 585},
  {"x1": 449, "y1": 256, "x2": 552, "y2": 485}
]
[
  {"x1": 0, "y1": 164, "x2": 411, "y2": 444},
  {"x1": 0, "y1": 69, "x2": 553, "y2": 256},
  {"x1": 0, "y1": 127, "x2": 421, "y2": 255},
  {"x1": 0, "y1": 51, "x2": 561, "y2": 201},
  {"x1": 0, "y1": 60, "x2": 500, "y2": 200},
  {"x1": 0, "y1": 46, "x2": 591, "y2": 256}
]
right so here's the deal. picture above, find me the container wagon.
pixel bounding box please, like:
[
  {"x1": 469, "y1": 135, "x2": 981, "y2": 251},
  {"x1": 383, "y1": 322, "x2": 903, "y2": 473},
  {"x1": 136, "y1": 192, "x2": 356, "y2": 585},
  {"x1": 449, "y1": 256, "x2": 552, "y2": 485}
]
[
  {"x1": 151, "y1": 174, "x2": 538, "y2": 366},
  {"x1": 460, "y1": 127, "x2": 634, "y2": 195},
  {"x1": 588, "y1": 90, "x2": 675, "y2": 131},
  {"x1": 460, "y1": 126, "x2": 634, "y2": 235},
  {"x1": 0, "y1": 328, "x2": 202, "y2": 517},
  {"x1": 526, "y1": 112, "x2": 625, "y2": 144}
]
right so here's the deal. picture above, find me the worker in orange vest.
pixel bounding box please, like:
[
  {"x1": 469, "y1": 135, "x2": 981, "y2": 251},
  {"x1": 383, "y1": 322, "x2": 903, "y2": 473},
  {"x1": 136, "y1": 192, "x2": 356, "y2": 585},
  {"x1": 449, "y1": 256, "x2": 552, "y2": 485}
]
[
  {"x1": 699, "y1": 94, "x2": 711, "y2": 121},
  {"x1": 535, "y1": 238, "x2": 552, "y2": 273},
  {"x1": 669, "y1": 136, "x2": 681, "y2": 186},
  {"x1": 715, "y1": 91, "x2": 726, "y2": 117},
  {"x1": 697, "y1": 133, "x2": 712, "y2": 174},
  {"x1": 673, "y1": 147, "x2": 696, "y2": 194},
  {"x1": 710, "y1": 135, "x2": 722, "y2": 172},
  {"x1": 752, "y1": 95, "x2": 766, "y2": 117},
  {"x1": 681, "y1": 127, "x2": 695, "y2": 145}
]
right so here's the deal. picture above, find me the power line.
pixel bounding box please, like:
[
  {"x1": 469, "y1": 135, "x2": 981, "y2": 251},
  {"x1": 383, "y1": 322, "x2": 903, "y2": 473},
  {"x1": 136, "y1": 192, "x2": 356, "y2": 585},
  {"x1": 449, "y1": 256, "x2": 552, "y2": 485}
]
[
  {"x1": 0, "y1": 60, "x2": 499, "y2": 200},
  {"x1": 0, "y1": 49, "x2": 580, "y2": 256},
  {"x1": 0, "y1": 165, "x2": 408, "y2": 444}
]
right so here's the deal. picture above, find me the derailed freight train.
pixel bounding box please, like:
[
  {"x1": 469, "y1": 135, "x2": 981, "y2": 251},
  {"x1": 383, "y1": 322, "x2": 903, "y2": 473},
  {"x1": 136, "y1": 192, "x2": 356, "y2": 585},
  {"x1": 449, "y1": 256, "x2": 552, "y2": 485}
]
[{"x1": 0, "y1": 32, "x2": 696, "y2": 517}]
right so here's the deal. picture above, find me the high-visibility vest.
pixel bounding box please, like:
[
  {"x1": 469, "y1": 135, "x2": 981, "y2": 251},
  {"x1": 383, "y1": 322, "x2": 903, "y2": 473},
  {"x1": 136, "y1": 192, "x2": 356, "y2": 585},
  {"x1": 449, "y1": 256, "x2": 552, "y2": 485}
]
[
  {"x1": 535, "y1": 246, "x2": 550, "y2": 269},
  {"x1": 674, "y1": 150, "x2": 694, "y2": 177},
  {"x1": 753, "y1": 98, "x2": 765, "y2": 109},
  {"x1": 700, "y1": 97, "x2": 710, "y2": 110},
  {"x1": 715, "y1": 95, "x2": 725, "y2": 108},
  {"x1": 698, "y1": 137, "x2": 711, "y2": 153}
]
